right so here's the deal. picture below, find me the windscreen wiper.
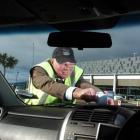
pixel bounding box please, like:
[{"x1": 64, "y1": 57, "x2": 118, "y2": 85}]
[
  {"x1": 45, "y1": 103, "x2": 76, "y2": 108},
  {"x1": 16, "y1": 91, "x2": 38, "y2": 99}
]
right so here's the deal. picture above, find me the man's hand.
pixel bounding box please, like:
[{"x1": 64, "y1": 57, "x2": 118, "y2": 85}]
[
  {"x1": 72, "y1": 88, "x2": 97, "y2": 102},
  {"x1": 72, "y1": 88, "x2": 114, "y2": 105},
  {"x1": 107, "y1": 98, "x2": 114, "y2": 105}
]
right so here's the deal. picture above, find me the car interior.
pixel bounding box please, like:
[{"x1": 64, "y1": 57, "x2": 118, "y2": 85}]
[{"x1": 0, "y1": 0, "x2": 140, "y2": 140}]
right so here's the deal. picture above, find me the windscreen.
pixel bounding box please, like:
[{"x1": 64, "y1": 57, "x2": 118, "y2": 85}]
[{"x1": 0, "y1": 14, "x2": 140, "y2": 107}]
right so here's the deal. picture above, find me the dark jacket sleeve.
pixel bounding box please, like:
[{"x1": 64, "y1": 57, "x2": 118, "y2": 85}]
[
  {"x1": 30, "y1": 66, "x2": 69, "y2": 100},
  {"x1": 76, "y1": 76, "x2": 102, "y2": 92}
]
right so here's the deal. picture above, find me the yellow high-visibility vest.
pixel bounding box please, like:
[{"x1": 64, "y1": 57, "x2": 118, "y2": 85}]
[{"x1": 25, "y1": 59, "x2": 83, "y2": 105}]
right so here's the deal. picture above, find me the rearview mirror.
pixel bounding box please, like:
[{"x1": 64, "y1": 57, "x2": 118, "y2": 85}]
[{"x1": 47, "y1": 31, "x2": 112, "y2": 50}]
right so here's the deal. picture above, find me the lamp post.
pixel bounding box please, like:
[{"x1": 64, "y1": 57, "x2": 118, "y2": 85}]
[
  {"x1": 32, "y1": 42, "x2": 35, "y2": 65},
  {"x1": 16, "y1": 71, "x2": 19, "y2": 82}
]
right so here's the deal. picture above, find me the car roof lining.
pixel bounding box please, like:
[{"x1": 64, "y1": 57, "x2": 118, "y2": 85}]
[{"x1": 0, "y1": 0, "x2": 140, "y2": 30}]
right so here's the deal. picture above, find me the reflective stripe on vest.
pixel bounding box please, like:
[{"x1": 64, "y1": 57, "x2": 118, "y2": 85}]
[{"x1": 26, "y1": 59, "x2": 83, "y2": 105}]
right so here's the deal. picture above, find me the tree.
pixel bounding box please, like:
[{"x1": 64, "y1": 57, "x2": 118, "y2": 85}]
[{"x1": 0, "y1": 53, "x2": 18, "y2": 76}]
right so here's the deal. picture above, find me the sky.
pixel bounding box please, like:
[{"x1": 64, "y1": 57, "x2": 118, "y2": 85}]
[{"x1": 0, "y1": 14, "x2": 140, "y2": 83}]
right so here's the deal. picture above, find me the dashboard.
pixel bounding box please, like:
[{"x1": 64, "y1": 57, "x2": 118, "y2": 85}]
[{"x1": 0, "y1": 105, "x2": 136, "y2": 140}]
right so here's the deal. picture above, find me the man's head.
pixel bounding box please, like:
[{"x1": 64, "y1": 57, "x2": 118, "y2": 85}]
[
  {"x1": 52, "y1": 47, "x2": 76, "y2": 63},
  {"x1": 51, "y1": 47, "x2": 76, "y2": 79}
]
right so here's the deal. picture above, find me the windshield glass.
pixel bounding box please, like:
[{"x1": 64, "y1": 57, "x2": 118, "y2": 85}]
[{"x1": 0, "y1": 14, "x2": 140, "y2": 107}]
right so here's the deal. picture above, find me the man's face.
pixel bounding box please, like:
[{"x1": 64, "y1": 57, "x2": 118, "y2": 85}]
[{"x1": 53, "y1": 59, "x2": 75, "y2": 79}]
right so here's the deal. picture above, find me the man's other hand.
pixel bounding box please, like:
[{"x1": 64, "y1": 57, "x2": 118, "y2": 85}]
[{"x1": 72, "y1": 88, "x2": 97, "y2": 102}]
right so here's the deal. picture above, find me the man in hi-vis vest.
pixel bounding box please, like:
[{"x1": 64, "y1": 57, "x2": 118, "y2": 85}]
[{"x1": 26, "y1": 47, "x2": 114, "y2": 105}]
